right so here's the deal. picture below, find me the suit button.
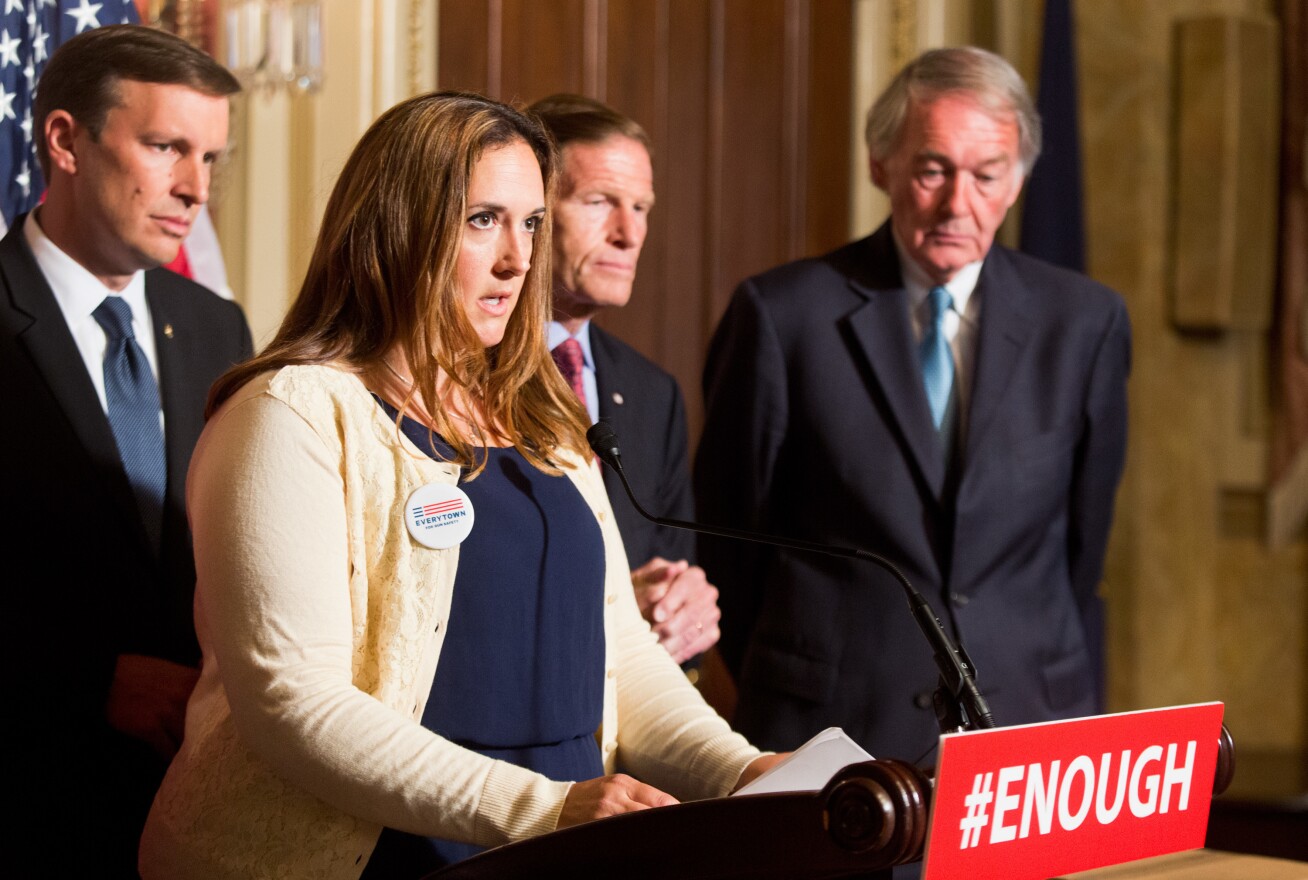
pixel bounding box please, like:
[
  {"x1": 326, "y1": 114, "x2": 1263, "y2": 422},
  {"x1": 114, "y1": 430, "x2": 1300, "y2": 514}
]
[
  {"x1": 913, "y1": 690, "x2": 933, "y2": 710},
  {"x1": 951, "y1": 592, "x2": 969, "y2": 607}
]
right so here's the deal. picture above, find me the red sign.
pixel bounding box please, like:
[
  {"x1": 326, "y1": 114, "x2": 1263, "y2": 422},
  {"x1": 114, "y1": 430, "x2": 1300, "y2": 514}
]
[{"x1": 923, "y1": 703, "x2": 1224, "y2": 880}]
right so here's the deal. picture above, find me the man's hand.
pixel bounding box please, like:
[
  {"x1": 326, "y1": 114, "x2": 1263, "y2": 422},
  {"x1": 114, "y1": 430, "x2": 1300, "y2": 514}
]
[
  {"x1": 630, "y1": 557, "x2": 721, "y2": 663},
  {"x1": 104, "y1": 653, "x2": 199, "y2": 761},
  {"x1": 557, "y1": 774, "x2": 679, "y2": 829}
]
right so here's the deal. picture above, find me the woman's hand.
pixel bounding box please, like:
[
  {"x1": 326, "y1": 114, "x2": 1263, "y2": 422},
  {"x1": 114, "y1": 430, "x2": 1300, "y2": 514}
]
[{"x1": 557, "y1": 774, "x2": 679, "y2": 829}]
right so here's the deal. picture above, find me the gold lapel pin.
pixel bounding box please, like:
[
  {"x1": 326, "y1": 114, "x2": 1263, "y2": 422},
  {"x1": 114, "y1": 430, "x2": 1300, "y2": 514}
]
[
  {"x1": 612, "y1": 392, "x2": 624, "y2": 405},
  {"x1": 163, "y1": 323, "x2": 174, "y2": 339}
]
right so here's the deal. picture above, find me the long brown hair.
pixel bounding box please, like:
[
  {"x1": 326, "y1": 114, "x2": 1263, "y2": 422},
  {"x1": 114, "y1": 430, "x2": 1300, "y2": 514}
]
[{"x1": 209, "y1": 91, "x2": 590, "y2": 475}]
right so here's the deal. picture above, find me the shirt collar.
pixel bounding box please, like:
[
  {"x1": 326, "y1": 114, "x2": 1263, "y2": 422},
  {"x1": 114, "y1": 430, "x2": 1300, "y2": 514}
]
[
  {"x1": 24, "y1": 210, "x2": 148, "y2": 322},
  {"x1": 547, "y1": 319, "x2": 596, "y2": 372},
  {"x1": 891, "y1": 226, "x2": 983, "y2": 319}
]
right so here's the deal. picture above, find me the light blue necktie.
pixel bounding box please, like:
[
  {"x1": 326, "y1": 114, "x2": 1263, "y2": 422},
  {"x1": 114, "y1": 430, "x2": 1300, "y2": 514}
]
[
  {"x1": 93, "y1": 296, "x2": 166, "y2": 554},
  {"x1": 920, "y1": 285, "x2": 955, "y2": 431}
]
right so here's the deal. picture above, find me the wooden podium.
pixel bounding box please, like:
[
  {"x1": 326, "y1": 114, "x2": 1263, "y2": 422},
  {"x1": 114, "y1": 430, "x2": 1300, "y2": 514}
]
[
  {"x1": 426, "y1": 759, "x2": 933, "y2": 879},
  {"x1": 425, "y1": 720, "x2": 1240, "y2": 879}
]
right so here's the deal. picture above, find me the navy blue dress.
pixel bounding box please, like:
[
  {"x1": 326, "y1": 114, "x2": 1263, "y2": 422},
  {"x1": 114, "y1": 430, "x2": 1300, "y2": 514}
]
[{"x1": 363, "y1": 402, "x2": 606, "y2": 876}]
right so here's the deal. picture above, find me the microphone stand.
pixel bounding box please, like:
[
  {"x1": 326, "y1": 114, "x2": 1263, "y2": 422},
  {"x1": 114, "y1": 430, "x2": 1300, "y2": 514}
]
[{"x1": 587, "y1": 422, "x2": 996, "y2": 734}]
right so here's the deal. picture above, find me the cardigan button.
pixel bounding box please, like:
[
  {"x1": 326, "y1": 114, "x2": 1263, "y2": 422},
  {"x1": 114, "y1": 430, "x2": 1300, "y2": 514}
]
[
  {"x1": 606, "y1": 668, "x2": 616, "y2": 679},
  {"x1": 606, "y1": 593, "x2": 616, "y2": 605}
]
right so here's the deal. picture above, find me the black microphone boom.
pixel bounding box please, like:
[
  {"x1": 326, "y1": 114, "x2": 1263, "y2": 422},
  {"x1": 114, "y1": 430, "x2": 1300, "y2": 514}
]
[{"x1": 586, "y1": 420, "x2": 996, "y2": 734}]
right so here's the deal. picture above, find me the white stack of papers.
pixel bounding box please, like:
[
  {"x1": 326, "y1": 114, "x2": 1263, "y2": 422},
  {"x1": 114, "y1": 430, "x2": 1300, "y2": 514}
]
[{"x1": 732, "y1": 727, "x2": 874, "y2": 796}]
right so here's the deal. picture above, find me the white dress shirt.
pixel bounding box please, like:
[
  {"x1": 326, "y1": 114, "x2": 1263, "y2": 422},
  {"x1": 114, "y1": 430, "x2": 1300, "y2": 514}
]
[{"x1": 24, "y1": 211, "x2": 160, "y2": 421}]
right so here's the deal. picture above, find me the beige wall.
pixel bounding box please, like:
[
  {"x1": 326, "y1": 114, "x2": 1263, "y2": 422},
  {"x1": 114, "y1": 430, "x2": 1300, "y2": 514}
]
[
  {"x1": 214, "y1": 0, "x2": 1306, "y2": 755},
  {"x1": 1075, "y1": 0, "x2": 1305, "y2": 753},
  {"x1": 214, "y1": 0, "x2": 438, "y2": 348}
]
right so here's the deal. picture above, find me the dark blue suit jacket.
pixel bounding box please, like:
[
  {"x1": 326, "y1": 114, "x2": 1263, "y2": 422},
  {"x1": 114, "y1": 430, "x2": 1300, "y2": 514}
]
[
  {"x1": 0, "y1": 216, "x2": 252, "y2": 876},
  {"x1": 695, "y1": 223, "x2": 1130, "y2": 763},
  {"x1": 590, "y1": 323, "x2": 695, "y2": 568}
]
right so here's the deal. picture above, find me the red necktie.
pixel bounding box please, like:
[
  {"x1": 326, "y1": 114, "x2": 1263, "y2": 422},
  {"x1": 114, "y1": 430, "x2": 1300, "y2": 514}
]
[{"x1": 551, "y1": 338, "x2": 587, "y2": 408}]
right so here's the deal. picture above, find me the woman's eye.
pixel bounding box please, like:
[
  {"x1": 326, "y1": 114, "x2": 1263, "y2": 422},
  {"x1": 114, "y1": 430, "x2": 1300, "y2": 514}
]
[
  {"x1": 524, "y1": 215, "x2": 541, "y2": 233},
  {"x1": 469, "y1": 212, "x2": 495, "y2": 229}
]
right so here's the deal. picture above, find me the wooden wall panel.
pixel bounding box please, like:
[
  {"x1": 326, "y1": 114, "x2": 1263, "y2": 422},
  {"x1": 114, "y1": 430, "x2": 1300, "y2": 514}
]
[
  {"x1": 437, "y1": 0, "x2": 854, "y2": 438},
  {"x1": 1169, "y1": 15, "x2": 1280, "y2": 332},
  {"x1": 500, "y1": 0, "x2": 592, "y2": 100},
  {"x1": 436, "y1": 3, "x2": 492, "y2": 94}
]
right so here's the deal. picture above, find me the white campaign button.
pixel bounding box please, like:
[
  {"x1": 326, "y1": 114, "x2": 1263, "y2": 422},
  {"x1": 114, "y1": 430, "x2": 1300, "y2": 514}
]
[{"x1": 405, "y1": 482, "x2": 474, "y2": 549}]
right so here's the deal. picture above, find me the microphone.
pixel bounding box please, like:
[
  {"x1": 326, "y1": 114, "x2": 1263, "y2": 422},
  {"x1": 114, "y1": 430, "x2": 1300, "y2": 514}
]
[{"x1": 587, "y1": 420, "x2": 996, "y2": 734}]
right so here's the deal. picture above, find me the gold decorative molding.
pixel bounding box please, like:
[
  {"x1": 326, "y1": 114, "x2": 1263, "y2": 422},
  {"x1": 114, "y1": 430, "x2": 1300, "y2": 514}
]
[
  {"x1": 409, "y1": 0, "x2": 424, "y2": 97},
  {"x1": 892, "y1": 0, "x2": 916, "y2": 71}
]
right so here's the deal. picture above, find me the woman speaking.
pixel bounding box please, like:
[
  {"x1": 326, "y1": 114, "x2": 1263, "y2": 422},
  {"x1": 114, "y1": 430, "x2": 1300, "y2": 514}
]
[{"x1": 139, "y1": 92, "x2": 777, "y2": 879}]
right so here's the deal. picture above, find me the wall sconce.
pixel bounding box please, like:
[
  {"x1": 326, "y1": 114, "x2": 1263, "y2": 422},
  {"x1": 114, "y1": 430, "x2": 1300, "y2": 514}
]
[{"x1": 222, "y1": 0, "x2": 324, "y2": 94}]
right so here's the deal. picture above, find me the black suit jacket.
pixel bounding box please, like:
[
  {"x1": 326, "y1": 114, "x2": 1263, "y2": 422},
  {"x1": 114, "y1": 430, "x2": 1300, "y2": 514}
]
[
  {"x1": 0, "y1": 217, "x2": 252, "y2": 875},
  {"x1": 695, "y1": 223, "x2": 1130, "y2": 763},
  {"x1": 590, "y1": 323, "x2": 695, "y2": 568}
]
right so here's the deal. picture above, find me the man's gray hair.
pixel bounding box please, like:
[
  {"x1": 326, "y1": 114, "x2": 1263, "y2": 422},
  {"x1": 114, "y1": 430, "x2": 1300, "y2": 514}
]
[{"x1": 865, "y1": 46, "x2": 1042, "y2": 174}]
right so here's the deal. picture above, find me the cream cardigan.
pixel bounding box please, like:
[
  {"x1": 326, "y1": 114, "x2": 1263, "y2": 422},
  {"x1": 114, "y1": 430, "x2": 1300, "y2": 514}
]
[{"x1": 139, "y1": 366, "x2": 759, "y2": 880}]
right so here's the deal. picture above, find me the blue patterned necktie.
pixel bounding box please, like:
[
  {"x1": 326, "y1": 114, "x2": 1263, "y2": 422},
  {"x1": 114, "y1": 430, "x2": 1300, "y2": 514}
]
[
  {"x1": 920, "y1": 285, "x2": 955, "y2": 431},
  {"x1": 93, "y1": 296, "x2": 166, "y2": 554}
]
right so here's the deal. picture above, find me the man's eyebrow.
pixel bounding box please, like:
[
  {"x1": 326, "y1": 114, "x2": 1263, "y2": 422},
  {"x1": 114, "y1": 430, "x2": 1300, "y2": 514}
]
[{"x1": 911, "y1": 150, "x2": 1013, "y2": 167}]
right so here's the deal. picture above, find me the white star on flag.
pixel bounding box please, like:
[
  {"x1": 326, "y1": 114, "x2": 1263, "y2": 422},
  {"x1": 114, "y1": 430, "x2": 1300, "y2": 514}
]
[
  {"x1": 32, "y1": 22, "x2": 48, "y2": 61},
  {"x1": 3, "y1": 0, "x2": 24, "y2": 15},
  {"x1": 0, "y1": 82, "x2": 16, "y2": 121},
  {"x1": 0, "y1": 29, "x2": 20, "y2": 67},
  {"x1": 65, "y1": 0, "x2": 103, "y2": 34}
]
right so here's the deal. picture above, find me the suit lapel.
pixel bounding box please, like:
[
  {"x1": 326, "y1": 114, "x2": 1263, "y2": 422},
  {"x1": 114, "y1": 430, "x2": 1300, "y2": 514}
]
[
  {"x1": 0, "y1": 221, "x2": 148, "y2": 542},
  {"x1": 962, "y1": 249, "x2": 1032, "y2": 467},
  {"x1": 842, "y1": 229, "x2": 947, "y2": 499},
  {"x1": 588, "y1": 326, "x2": 628, "y2": 502},
  {"x1": 2, "y1": 224, "x2": 120, "y2": 473},
  {"x1": 147, "y1": 273, "x2": 204, "y2": 493}
]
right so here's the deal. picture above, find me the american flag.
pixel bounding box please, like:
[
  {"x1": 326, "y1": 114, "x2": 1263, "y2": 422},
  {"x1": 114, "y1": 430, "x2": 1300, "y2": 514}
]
[{"x1": 1, "y1": 0, "x2": 139, "y2": 235}]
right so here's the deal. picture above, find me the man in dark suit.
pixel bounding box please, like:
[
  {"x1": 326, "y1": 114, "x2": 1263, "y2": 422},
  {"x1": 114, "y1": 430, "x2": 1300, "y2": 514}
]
[
  {"x1": 0, "y1": 26, "x2": 251, "y2": 876},
  {"x1": 530, "y1": 95, "x2": 719, "y2": 665},
  {"x1": 695, "y1": 47, "x2": 1130, "y2": 764}
]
